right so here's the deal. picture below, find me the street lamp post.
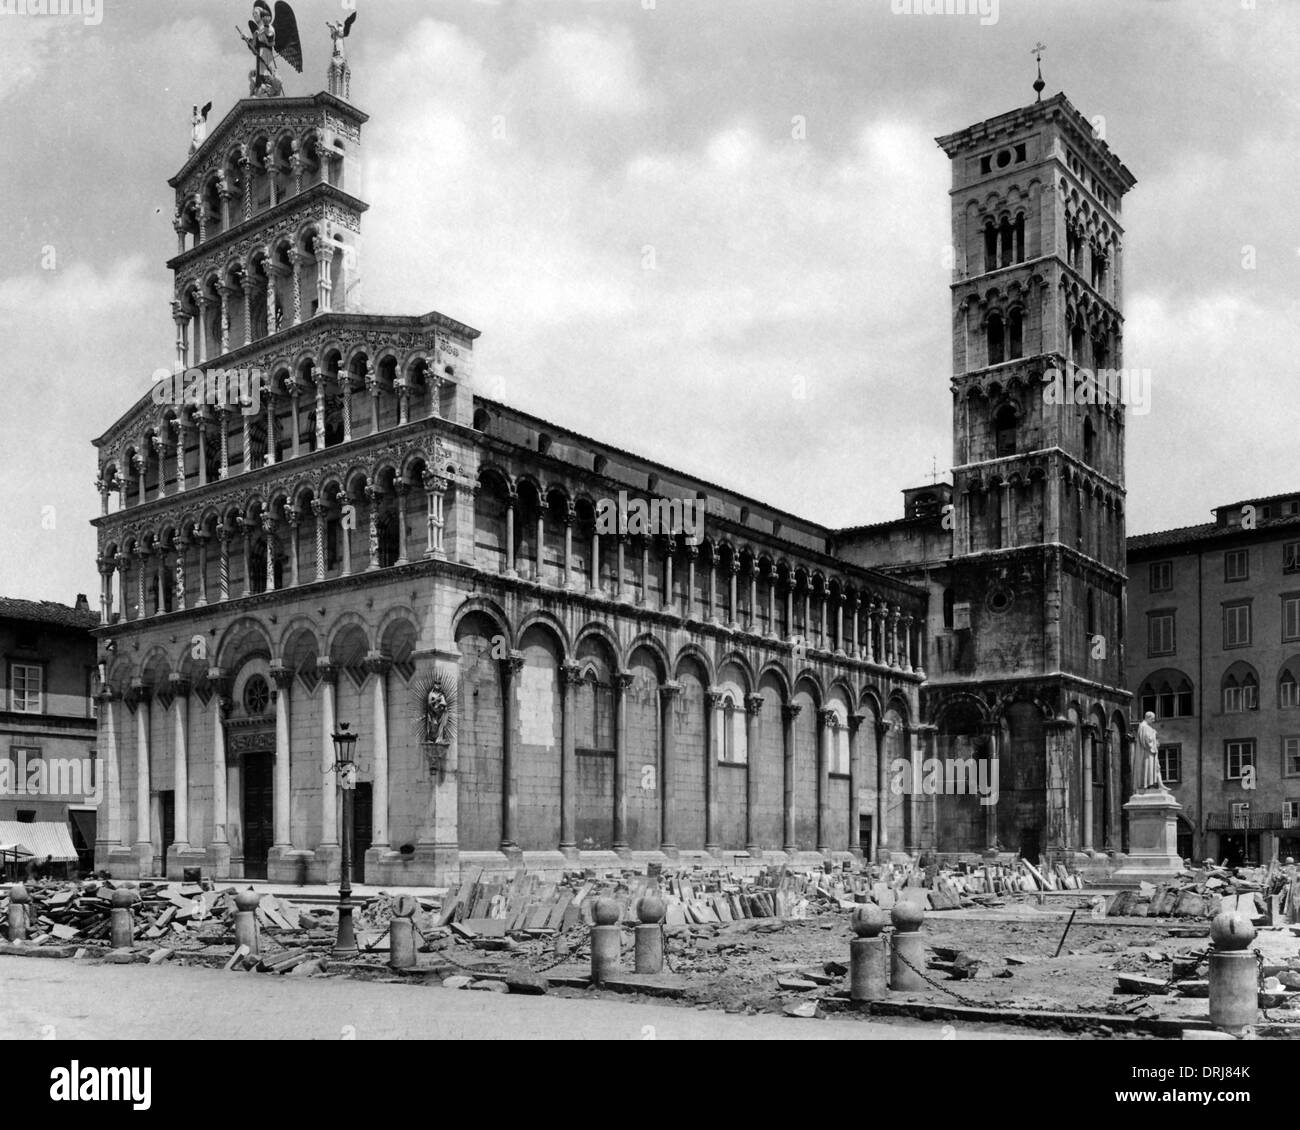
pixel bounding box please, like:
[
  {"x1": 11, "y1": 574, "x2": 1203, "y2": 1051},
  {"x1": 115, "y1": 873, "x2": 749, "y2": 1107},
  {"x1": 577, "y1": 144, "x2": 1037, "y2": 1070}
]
[{"x1": 332, "y1": 721, "x2": 359, "y2": 958}]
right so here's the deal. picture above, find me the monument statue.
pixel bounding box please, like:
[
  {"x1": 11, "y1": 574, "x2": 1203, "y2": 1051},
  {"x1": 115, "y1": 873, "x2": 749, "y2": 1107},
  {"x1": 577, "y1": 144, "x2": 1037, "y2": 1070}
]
[
  {"x1": 189, "y1": 101, "x2": 213, "y2": 154},
  {"x1": 238, "y1": 1, "x2": 302, "y2": 98},
  {"x1": 1132, "y1": 711, "x2": 1165, "y2": 793},
  {"x1": 326, "y1": 11, "x2": 357, "y2": 61}
]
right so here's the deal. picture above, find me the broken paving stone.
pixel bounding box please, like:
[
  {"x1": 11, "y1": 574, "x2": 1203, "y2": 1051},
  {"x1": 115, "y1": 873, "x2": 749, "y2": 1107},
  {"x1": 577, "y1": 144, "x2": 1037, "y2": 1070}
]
[
  {"x1": 796, "y1": 968, "x2": 836, "y2": 985},
  {"x1": 469, "y1": 979, "x2": 509, "y2": 993},
  {"x1": 823, "y1": 960, "x2": 848, "y2": 977},
  {"x1": 504, "y1": 969, "x2": 549, "y2": 995},
  {"x1": 777, "y1": 977, "x2": 819, "y2": 991},
  {"x1": 442, "y1": 976, "x2": 473, "y2": 990},
  {"x1": 782, "y1": 1000, "x2": 822, "y2": 1019}
]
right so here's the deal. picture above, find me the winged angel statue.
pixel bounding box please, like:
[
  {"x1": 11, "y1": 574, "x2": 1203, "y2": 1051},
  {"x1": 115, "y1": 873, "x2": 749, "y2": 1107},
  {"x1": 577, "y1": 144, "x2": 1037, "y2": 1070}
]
[{"x1": 238, "y1": 1, "x2": 303, "y2": 98}]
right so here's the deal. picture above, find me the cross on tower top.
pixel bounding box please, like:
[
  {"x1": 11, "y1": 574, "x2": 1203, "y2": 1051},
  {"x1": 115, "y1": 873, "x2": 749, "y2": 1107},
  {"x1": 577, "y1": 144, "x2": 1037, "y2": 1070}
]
[{"x1": 1031, "y1": 42, "x2": 1047, "y2": 102}]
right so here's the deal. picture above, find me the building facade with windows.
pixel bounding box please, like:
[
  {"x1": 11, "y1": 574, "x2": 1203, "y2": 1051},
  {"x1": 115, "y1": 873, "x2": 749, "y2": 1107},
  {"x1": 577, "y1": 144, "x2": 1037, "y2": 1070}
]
[
  {"x1": 0, "y1": 598, "x2": 100, "y2": 873},
  {"x1": 1128, "y1": 492, "x2": 1300, "y2": 865},
  {"x1": 89, "y1": 77, "x2": 926, "y2": 885}
]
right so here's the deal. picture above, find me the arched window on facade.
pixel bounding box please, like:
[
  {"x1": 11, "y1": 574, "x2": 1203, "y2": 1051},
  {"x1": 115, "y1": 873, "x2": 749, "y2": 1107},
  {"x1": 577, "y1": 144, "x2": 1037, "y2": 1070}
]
[
  {"x1": 994, "y1": 404, "x2": 1017, "y2": 457},
  {"x1": 1008, "y1": 308, "x2": 1023, "y2": 359},
  {"x1": 987, "y1": 313, "x2": 1005, "y2": 366},
  {"x1": 1083, "y1": 416, "x2": 1096, "y2": 465},
  {"x1": 1279, "y1": 660, "x2": 1300, "y2": 709},
  {"x1": 1222, "y1": 664, "x2": 1260, "y2": 713}
]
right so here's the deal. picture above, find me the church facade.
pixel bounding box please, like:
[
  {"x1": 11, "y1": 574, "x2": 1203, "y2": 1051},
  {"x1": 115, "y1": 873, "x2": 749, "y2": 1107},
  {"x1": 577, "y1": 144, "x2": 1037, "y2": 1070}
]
[{"x1": 89, "y1": 66, "x2": 1135, "y2": 882}]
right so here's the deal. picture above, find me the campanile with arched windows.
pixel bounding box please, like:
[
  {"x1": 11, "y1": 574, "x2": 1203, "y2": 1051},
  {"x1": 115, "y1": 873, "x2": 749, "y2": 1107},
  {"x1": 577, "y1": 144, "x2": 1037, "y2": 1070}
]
[{"x1": 931, "y1": 91, "x2": 1137, "y2": 859}]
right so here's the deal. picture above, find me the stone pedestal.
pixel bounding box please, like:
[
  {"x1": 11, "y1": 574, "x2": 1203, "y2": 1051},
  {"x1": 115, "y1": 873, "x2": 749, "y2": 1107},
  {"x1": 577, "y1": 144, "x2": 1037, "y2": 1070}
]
[{"x1": 1114, "y1": 789, "x2": 1184, "y2": 884}]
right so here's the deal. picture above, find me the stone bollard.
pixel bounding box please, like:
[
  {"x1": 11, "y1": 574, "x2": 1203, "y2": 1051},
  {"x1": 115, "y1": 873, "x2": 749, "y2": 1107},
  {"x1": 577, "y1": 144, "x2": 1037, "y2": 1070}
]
[
  {"x1": 889, "y1": 900, "x2": 927, "y2": 992},
  {"x1": 390, "y1": 895, "x2": 418, "y2": 969},
  {"x1": 1208, "y1": 910, "x2": 1258, "y2": 1033},
  {"x1": 109, "y1": 888, "x2": 136, "y2": 949},
  {"x1": 634, "y1": 894, "x2": 666, "y2": 974},
  {"x1": 6, "y1": 882, "x2": 30, "y2": 942},
  {"x1": 590, "y1": 897, "x2": 622, "y2": 986},
  {"x1": 849, "y1": 904, "x2": 890, "y2": 1003},
  {"x1": 234, "y1": 889, "x2": 262, "y2": 957}
]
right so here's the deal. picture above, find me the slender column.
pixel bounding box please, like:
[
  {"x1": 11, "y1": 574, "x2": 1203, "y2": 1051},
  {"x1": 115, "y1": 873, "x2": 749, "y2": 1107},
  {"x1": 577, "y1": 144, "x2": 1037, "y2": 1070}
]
[
  {"x1": 341, "y1": 373, "x2": 353, "y2": 441},
  {"x1": 115, "y1": 553, "x2": 129, "y2": 622},
  {"x1": 173, "y1": 535, "x2": 188, "y2": 611},
  {"x1": 781, "y1": 704, "x2": 800, "y2": 853},
  {"x1": 218, "y1": 284, "x2": 232, "y2": 356},
  {"x1": 428, "y1": 373, "x2": 443, "y2": 419},
  {"x1": 685, "y1": 544, "x2": 697, "y2": 618},
  {"x1": 804, "y1": 586, "x2": 812, "y2": 644},
  {"x1": 816, "y1": 708, "x2": 834, "y2": 853},
  {"x1": 589, "y1": 528, "x2": 599, "y2": 591},
  {"x1": 365, "y1": 482, "x2": 382, "y2": 571},
  {"x1": 95, "y1": 689, "x2": 122, "y2": 847},
  {"x1": 264, "y1": 388, "x2": 276, "y2": 466},
  {"x1": 394, "y1": 482, "x2": 410, "y2": 565},
  {"x1": 704, "y1": 690, "x2": 723, "y2": 854},
  {"x1": 613, "y1": 672, "x2": 633, "y2": 853},
  {"x1": 558, "y1": 662, "x2": 581, "y2": 853},
  {"x1": 876, "y1": 722, "x2": 889, "y2": 854},
  {"x1": 152, "y1": 435, "x2": 168, "y2": 499},
  {"x1": 835, "y1": 594, "x2": 845, "y2": 654},
  {"x1": 744, "y1": 694, "x2": 763, "y2": 854},
  {"x1": 318, "y1": 662, "x2": 338, "y2": 847},
  {"x1": 888, "y1": 605, "x2": 901, "y2": 667},
  {"x1": 209, "y1": 671, "x2": 229, "y2": 847},
  {"x1": 173, "y1": 421, "x2": 188, "y2": 493},
  {"x1": 851, "y1": 595, "x2": 861, "y2": 657},
  {"x1": 195, "y1": 296, "x2": 211, "y2": 363},
  {"x1": 748, "y1": 563, "x2": 758, "y2": 631},
  {"x1": 313, "y1": 234, "x2": 333, "y2": 314},
  {"x1": 659, "y1": 683, "x2": 681, "y2": 852},
  {"x1": 169, "y1": 676, "x2": 191, "y2": 854},
  {"x1": 818, "y1": 589, "x2": 827, "y2": 650},
  {"x1": 271, "y1": 663, "x2": 292, "y2": 851},
  {"x1": 339, "y1": 493, "x2": 353, "y2": 576},
  {"x1": 366, "y1": 362, "x2": 380, "y2": 434},
  {"x1": 239, "y1": 520, "x2": 253, "y2": 598},
  {"x1": 499, "y1": 653, "x2": 524, "y2": 850},
  {"x1": 848, "y1": 713, "x2": 865, "y2": 854},
  {"x1": 638, "y1": 536, "x2": 649, "y2": 602},
  {"x1": 262, "y1": 513, "x2": 277, "y2": 592},
  {"x1": 365, "y1": 654, "x2": 391, "y2": 851},
  {"x1": 562, "y1": 505, "x2": 575, "y2": 589},
  {"x1": 423, "y1": 473, "x2": 447, "y2": 558},
  {"x1": 1082, "y1": 724, "x2": 1095, "y2": 852},
  {"x1": 171, "y1": 302, "x2": 187, "y2": 369},
  {"x1": 132, "y1": 684, "x2": 151, "y2": 857},
  {"x1": 239, "y1": 154, "x2": 253, "y2": 220},
  {"x1": 615, "y1": 533, "x2": 626, "y2": 598},
  {"x1": 982, "y1": 722, "x2": 999, "y2": 852},
  {"x1": 217, "y1": 407, "x2": 230, "y2": 480},
  {"x1": 504, "y1": 498, "x2": 517, "y2": 576},
  {"x1": 313, "y1": 368, "x2": 326, "y2": 450},
  {"x1": 662, "y1": 537, "x2": 674, "y2": 609},
  {"x1": 728, "y1": 559, "x2": 739, "y2": 627},
  {"x1": 537, "y1": 501, "x2": 549, "y2": 582},
  {"x1": 706, "y1": 553, "x2": 716, "y2": 621},
  {"x1": 785, "y1": 582, "x2": 794, "y2": 641},
  {"x1": 312, "y1": 500, "x2": 327, "y2": 581},
  {"x1": 913, "y1": 619, "x2": 927, "y2": 679},
  {"x1": 901, "y1": 613, "x2": 913, "y2": 672},
  {"x1": 217, "y1": 527, "x2": 230, "y2": 601},
  {"x1": 287, "y1": 508, "x2": 301, "y2": 587},
  {"x1": 197, "y1": 416, "x2": 208, "y2": 487},
  {"x1": 289, "y1": 248, "x2": 304, "y2": 325},
  {"x1": 264, "y1": 262, "x2": 279, "y2": 335},
  {"x1": 134, "y1": 548, "x2": 148, "y2": 619},
  {"x1": 395, "y1": 378, "x2": 410, "y2": 426},
  {"x1": 154, "y1": 549, "x2": 167, "y2": 615}
]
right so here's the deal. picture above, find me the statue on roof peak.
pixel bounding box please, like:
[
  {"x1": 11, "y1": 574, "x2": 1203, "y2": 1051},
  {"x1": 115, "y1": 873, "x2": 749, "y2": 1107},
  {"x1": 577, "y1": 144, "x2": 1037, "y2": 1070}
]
[{"x1": 237, "y1": 1, "x2": 303, "y2": 98}]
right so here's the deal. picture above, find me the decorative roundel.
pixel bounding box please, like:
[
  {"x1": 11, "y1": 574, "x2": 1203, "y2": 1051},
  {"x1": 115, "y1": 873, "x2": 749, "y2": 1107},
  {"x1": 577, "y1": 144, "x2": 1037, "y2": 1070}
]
[
  {"x1": 243, "y1": 673, "x2": 271, "y2": 715},
  {"x1": 986, "y1": 587, "x2": 1014, "y2": 614}
]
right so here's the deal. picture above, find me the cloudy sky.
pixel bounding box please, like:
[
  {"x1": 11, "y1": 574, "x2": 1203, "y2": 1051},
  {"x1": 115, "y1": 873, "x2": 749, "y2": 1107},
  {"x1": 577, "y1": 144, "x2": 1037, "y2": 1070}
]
[{"x1": 0, "y1": 0, "x2": 1297, "y2": 605}]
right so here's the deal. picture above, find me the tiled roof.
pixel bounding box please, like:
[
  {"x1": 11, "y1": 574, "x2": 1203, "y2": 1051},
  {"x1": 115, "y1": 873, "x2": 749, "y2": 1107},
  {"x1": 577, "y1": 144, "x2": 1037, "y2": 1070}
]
[
  {"x1": 1128, "y1": 513, "x2": 1300, "y2": 554},
  {"x1": 0, "y1": 598, "x2": 98, "y2": 632}
]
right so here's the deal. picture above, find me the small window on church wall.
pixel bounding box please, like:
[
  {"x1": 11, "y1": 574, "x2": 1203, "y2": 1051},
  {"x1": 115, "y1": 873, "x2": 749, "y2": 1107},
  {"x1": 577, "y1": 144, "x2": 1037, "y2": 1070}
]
[
  {"x1": 994, "y1": 406, "x2": 1017, "y2": 457},
  {"x1": 987, "y1": 314, "x2": 1004, "y2": 366},
  {"x1": 1083, "y1": 417, "x2": 1096, "y2": 465},
  {"x1": 1008, "y1": 309, "x2": 1023, "y2": 359},
  {"x1": 943, "y1": 588, "x2": 955, "y2": 630},
  {"x1": 984, "y1": 223, "x2": 997, "y2": 273}
]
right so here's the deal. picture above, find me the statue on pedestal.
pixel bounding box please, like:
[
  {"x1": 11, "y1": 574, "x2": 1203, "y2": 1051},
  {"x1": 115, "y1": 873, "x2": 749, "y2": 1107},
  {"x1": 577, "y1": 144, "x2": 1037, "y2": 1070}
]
[
  {"x1": 189, "y1": 101, "x2": 212, "y2": 154},
  {"x1": 1132, "y1": 711, "x2": 1165, "y2": 794},
  {"x1": 238, "y1": 1, "x2": 302, "y2": 98}
]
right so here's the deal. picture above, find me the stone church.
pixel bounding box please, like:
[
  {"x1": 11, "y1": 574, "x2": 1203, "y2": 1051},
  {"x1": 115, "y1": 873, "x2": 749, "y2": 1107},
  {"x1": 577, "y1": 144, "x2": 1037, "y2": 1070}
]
[{"x1": 89, "y1": 47, "x2": 1133, "y2": 883}]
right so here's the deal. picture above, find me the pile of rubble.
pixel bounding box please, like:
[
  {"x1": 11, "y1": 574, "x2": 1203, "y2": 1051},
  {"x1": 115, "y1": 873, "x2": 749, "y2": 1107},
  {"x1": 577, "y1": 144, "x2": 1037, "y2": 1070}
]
[{"x1": 1105, "y1": 861, "x2": 1300, "y2": 922}]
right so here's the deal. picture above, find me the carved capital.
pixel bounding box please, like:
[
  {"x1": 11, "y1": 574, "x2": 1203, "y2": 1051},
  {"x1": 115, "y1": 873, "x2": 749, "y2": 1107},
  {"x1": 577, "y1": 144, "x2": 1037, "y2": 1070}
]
[
  {"x1": 659, "y1": 681, "x2": 682, "y2": 702},
  {"x1": 782, "y1": 703, "x2": 802, "y2": 722},
  {"x1": 744, "y1": 693, "x2": 764, "y2": 716}
]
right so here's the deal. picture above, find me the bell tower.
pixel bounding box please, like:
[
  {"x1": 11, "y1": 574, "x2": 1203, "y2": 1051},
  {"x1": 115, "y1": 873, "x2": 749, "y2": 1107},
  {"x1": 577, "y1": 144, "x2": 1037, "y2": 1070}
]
[{"x1": 930, "y1": 84, "x2": 1137, "y2": 858}]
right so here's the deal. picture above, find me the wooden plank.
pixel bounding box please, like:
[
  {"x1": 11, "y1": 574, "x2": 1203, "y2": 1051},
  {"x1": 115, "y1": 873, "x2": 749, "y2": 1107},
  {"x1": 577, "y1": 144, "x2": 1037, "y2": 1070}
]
[
  {"x1": 438, "y1": 866, "x2": 481, "y2": 926},
  {"x1": 545, "y1": 891, "x2": 574, "y2": 932}
]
